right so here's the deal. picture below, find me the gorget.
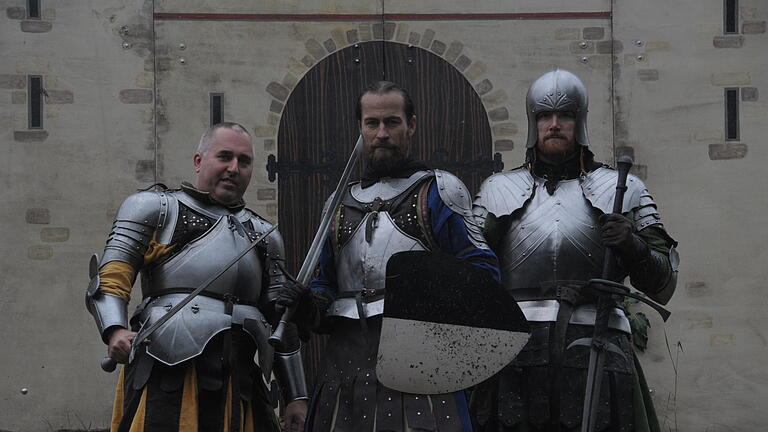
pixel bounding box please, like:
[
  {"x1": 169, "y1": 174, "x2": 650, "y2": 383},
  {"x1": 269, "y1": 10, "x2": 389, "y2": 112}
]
[
  {"x1": 330, "y1": 211, "x2": 428, "y2": 319},
  {"x1": 350, "y1": 170, "x2": 431, "y2": 202}
]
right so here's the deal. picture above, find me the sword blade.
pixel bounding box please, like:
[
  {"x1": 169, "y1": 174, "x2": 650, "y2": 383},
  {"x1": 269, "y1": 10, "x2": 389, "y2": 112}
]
[
  {"x1": 296, "y1": 135, "x2": 362, "y2": 286},
  {"x1": 581, "y1": 156, "x2": 633, "y2": 432},
  {"x1": 269, "y1": 136, "x2": 362, "y2": 345},
  {"x1": 580, "y1": 341, "x2": 606, "y2": 432}
]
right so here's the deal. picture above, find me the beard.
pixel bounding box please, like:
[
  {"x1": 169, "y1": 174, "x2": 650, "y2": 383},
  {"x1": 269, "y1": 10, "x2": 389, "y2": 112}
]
[
  {"x1": 537, "y1": 136, "x2": 577, "y2": 165},
  {"x1": 364, "y1": 145, "x2": 407, "y2": 177}
]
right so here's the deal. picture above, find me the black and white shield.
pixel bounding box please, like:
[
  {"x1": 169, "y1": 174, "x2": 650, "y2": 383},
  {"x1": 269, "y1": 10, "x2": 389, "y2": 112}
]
[{"x1": 376, "y1": 251, "x2": 530, "y2": 394}]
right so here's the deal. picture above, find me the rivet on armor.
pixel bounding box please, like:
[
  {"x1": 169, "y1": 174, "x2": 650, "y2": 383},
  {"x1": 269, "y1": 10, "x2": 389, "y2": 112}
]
[
  {"x1": 579, "y1": 41, "x2": 588, "y2": 49},
  {"x1": 354, "y1": 58, "x2": 360, "y2": 63},
  {"x1": 415, "y1": 396, "x2": 419, "y2": 400},
  {"x1": 635, "y1": 40, "x2": 644, "y2": 47},
  {"x1": 637, "y1": 55, "x2": 645, "y2": 61},
  {"x1": 179, "y1": 43, "x2": 186, "y2": 50},
  {"x1": 179, "y1": 58, "x2": 186, "y2": 64},
  {"x1": 580, "y1": 57, "x2": 589, "y2": 63},
  {"x1": 363, "y1": 415, "x2": 367, "y2": 419},
  {"x1": 20, "y1": 388, "x2": 28, "y2": 395},
  {"x1": 122, "y1": 42, "x2": 131, "y2": 49},
  {"x1": 417, "y1": 411, "x2": 422, "y2": 415},
  {"x1": 446, "y1": 415, "x2": 451, "y2": 419}
]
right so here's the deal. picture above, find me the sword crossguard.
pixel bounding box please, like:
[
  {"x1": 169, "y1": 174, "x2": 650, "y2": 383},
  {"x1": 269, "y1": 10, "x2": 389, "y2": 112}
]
[{"x1": 585, "y1": 278, "x2": 671, "y2": 322}]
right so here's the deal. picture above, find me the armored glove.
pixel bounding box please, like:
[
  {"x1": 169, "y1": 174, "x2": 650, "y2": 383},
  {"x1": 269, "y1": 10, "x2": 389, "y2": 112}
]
[
  {"x1": 275, "y1": 279, "x2": 309, "y2": 315},
  {"x1": 599, "y1": 213, "x2": 648, "y2": 260}
]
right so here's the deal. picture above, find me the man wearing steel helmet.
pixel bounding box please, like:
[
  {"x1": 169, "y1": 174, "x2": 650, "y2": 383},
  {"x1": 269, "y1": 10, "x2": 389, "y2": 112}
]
[{"x1": 471, "y1": 69, "x2": 679, "y2": 431}]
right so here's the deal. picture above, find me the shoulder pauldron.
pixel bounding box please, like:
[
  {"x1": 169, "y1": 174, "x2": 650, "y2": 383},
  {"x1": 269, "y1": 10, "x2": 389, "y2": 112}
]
[{"x1": 473, "y1": 168, "x2": 535, "y2": 219}]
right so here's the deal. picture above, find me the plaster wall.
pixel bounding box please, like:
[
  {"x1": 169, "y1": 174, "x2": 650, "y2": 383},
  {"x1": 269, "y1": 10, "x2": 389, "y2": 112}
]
[
  {"x1": 611, "y1": 1, "x2": 768, "y2": 431},
  {"x1": 0, "y1": 0, "x2": 765, "y2": 430}
]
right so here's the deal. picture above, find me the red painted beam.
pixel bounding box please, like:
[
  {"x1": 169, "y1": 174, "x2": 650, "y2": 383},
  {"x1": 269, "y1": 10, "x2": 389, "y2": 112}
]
[{"x1": 154, "y1": 12, "x2": 611, "y2": 22}]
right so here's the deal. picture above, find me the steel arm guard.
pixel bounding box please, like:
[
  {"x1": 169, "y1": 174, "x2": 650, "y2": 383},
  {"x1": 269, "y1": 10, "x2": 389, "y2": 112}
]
[
  {"x1": 274, "y1": 344, "x2": 309, "y2": 402},
  {"x1": 102, "y1": 190, "x2": 176, "y2": 269},
  {"x1": 85, "y1": 292, "x2": 129, "y2": 344}
]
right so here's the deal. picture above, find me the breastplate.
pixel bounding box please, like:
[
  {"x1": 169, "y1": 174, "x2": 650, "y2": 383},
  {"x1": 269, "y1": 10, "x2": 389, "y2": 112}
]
[
  {"x1": 330, "y1": 211, "x2": 428, "y2": 319},
  {"x1": 142, "y1": 214, "x2": 263, "y2": 304},
  {"x1": 499, "y1": 177, "x2": 605, "y2": 291}
]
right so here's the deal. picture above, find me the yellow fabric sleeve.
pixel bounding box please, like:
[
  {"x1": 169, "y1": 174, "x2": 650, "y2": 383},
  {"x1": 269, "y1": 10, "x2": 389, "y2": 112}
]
[
  {"x1": 98, "y1": 261, "x2": 135, "y2": 301},
  {"x1": 98, "y1": 235, "x2": 176, "y2": 301}
]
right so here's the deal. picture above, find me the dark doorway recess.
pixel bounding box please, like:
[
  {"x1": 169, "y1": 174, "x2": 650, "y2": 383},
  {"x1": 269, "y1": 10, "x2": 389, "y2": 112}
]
[{"x1": 270, "y1": 40, "x2": 500, "y2": 390}]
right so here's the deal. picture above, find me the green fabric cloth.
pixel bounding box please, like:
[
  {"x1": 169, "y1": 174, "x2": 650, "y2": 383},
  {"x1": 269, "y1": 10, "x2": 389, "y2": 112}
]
[{"x1": 632, "y1": 351, "x2": 662, "y2": 432}]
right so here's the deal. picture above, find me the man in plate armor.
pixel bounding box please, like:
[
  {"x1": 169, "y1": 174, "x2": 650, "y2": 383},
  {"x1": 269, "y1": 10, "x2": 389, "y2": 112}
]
[
  {"x1": 279, "y1": 81, "x2": 500, "y2": 431},
  {"x1": 470, "y1": 69, "x2": 679, "y2": 432},
  {"x1": 85, "y1": 122, "x2": 308, "y2": 432}
]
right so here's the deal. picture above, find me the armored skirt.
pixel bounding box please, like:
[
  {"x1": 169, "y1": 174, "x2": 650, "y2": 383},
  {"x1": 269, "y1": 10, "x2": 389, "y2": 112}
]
[
  {"x1": 307, "y1": 316, "x2": 474, "y2": 432},
  {"x1": 469, "y1": 322, "x2": 660, "y2": 432},
  {"x1": 110, "y1": 331, "x2": 280, "y2": 432}
]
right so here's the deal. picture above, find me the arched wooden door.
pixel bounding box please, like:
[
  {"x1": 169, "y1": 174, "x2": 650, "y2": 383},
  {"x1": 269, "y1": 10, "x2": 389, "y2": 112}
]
[{"x1": 268, "y1": 40, "x2": 501, "y2": 390}]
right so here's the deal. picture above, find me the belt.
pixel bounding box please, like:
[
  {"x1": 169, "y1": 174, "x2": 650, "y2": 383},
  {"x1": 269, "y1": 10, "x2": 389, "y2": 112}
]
[{"x1": 335, "y1": 288, "x2": 386, "y2": 337}]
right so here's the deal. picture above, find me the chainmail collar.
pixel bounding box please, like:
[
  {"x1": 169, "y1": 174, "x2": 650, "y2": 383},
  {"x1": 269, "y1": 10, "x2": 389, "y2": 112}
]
[{"x1": 180, "y1": 181, "x2": 246, "y2": 211}]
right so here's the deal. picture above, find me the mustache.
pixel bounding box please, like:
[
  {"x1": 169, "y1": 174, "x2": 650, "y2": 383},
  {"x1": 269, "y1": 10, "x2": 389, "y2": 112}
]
[
  {"x1": 372, "y1": 142, "x2": 399, "y2": 150},
  {"x1": 544, "y1": 134, "x2": 567, "y2": 141}
]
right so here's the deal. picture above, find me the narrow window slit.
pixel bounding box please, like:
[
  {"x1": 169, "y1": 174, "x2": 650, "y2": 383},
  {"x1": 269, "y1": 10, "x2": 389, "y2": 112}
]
[
  {"x1": 725, "y1": 87, "x2": 739, "y2": 141},
  {"x1": 27, "y1": 0, "x2": 40, "y2": 19},
  {"x1": 724, "y1": 0, "x2": 738, "y2": 34},
  {"x1": 210, "y1": 93, "x2": 223, "y2": 126},
  {"x1": 28, "y1": 75, "x2": 43, "y2": 129}
]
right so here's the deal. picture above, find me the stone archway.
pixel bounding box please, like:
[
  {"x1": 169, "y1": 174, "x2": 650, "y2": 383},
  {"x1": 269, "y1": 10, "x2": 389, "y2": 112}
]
[{"x1": 270, "y1": 39, "x2": 498, "y2": 390}]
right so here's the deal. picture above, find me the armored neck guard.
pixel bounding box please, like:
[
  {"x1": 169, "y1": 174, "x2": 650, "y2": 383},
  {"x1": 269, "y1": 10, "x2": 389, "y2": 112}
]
[
  {"x1": 180, "y1": 181, "x2": 246, "y2": 211},
  {"x1": 530, "y1": 147, "x2": 603, "y2": 194},
  {"x1": 360, "y1": 158, "x2": 429, "y2": 188}
]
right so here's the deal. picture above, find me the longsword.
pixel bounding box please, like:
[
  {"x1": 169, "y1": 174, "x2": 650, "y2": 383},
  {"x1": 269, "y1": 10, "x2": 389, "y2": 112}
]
[
  {"x1": 100, "y1": 222, "x2": 278, "y2": 372},
  {"x1": 577, "y1": 156, "x2": 670, "y2": 432},
  {"x1": 268, "y1": 135, "x2": 363, "y2": 345}
]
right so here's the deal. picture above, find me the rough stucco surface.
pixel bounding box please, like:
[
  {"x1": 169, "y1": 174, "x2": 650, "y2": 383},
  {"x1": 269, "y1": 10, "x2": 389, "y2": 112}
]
[{"x1": 1, "y1": 0, "x2": 767, "y2": 430}]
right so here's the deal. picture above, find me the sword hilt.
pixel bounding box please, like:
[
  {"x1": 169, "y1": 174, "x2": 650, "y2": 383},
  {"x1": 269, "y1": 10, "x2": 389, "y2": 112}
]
[{"x1": 268, "y1": 318, "x2": 291, "y2": 346}]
